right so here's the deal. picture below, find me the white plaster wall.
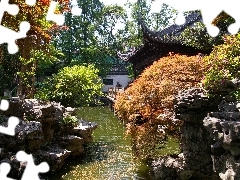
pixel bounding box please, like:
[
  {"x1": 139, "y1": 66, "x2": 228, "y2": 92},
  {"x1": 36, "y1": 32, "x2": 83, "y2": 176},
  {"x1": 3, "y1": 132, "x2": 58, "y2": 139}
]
[{"x1": 100, "y1": 75, "x2": 132, "y2": 92}]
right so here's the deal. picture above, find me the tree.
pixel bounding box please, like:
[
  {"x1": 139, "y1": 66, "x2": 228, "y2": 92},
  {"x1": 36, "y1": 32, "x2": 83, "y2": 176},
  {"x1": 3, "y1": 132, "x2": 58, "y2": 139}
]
[
  {"x1": 53, "y1": 1, "x2": 127, "y2": 76},
  {"x1": 203, "y1": 33, "x2": 240, "y2": 97},
  {"x1": 114, "y1": 53, "x2": 206, "y2": 159},
  {"x1": 0, "y1": 44, "x2": 20, "y2": 96},
  {"x1": 180, "y1": 12, "x2": 235, "y2": 51},
  {"x1": 180, "y1": 21, "x2": 223, "y2": 51},
  {"x1": 30, "y1": 44, "x2": 64, "y2": 80},
  {"x1": 120, "y1": 0, "x2": 177, "y2": 48},
  {"x1": 36, "y1": 64, "x2": 103, "y2": 106},
  {"x1": 1, "y1": 0, "x2": 70, "y2": 98}
]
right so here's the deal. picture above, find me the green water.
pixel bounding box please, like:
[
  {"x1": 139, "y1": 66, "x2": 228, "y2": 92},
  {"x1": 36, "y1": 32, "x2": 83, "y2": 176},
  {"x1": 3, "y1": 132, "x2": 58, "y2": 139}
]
[{"x1": 48, "y1": 106, "x2": 179, "y2": 180}]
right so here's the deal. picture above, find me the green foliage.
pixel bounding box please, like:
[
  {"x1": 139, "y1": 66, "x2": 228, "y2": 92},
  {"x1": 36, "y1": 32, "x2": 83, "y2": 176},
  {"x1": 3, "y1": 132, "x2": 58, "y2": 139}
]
[
  {"x1": 33, "y1": 44, "x2": 64, "y2": 77},
  {"x1": 62, "y1": 115, "x2": 79, "y2": 127},
  {"x1": 180, "y1": 22, "x2": 223, "y2": 51},
  {"x1": 17, "y1": 56, "x2": 36, "y2": 90},
  {"x1": 35, "y1": 64, "x2": 103, "y2": 106},
  {"x1": 126, "y1": 63, "x2": 135, "y2": 79},
  {"x1": 0, "y1": 44, "x2": 20, "y2": 96},
  {"x1": 149, "y1": 3, "x2": 177, "y2": 31},
  {"x1": 203, "y1": 33, "x2": 240, "y2": 95},
  {"x1": 53, "y1": 1, "x2": 127, "y2": 76},
  {"x1": 122, "y1": 1, "x2": 177, "y2": 48}
]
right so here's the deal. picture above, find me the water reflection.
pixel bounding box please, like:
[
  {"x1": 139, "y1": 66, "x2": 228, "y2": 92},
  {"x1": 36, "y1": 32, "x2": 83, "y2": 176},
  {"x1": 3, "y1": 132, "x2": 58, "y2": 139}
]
[{"x1": 48, "y1": 106, "x2": 152, "y2": 180}]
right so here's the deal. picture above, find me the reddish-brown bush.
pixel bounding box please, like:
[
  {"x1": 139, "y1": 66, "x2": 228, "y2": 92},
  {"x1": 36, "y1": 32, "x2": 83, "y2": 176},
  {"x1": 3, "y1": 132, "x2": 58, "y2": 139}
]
[{"x1": 114, "y1": 53, "x2": 206, "y2": 159}]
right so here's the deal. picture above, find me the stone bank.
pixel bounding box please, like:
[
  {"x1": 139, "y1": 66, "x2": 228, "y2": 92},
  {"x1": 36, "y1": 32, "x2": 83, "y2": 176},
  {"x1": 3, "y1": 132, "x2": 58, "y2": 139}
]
[
  {"x1": 0, "y1": 99, "x2": 97, "y2": 179},
  {"x1": 151, "y1": 87, "x2": 240, "y2": 180}
]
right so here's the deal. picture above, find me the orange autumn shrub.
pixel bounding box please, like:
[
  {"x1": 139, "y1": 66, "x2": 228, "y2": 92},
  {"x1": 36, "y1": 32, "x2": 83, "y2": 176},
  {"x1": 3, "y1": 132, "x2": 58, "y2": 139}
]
[{"x1": 114, "y1": 53, "x2": 206, "y2": 159}]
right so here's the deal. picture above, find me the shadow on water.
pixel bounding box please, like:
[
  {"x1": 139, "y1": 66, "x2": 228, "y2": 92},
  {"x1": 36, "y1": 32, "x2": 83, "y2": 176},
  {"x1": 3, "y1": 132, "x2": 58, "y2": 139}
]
[
  {"x1": 47, "y1": 141, "x2": 120, "y2": 180},
  {"x1": 47, "y1": 106, "x2": 152, "y2": 180}
]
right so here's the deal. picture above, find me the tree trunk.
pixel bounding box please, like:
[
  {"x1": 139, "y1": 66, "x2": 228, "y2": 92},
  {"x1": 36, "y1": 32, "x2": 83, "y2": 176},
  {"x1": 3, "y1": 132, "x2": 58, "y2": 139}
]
[{"x1": 18, "y1": 37, "x2": 35, "y2": 99}]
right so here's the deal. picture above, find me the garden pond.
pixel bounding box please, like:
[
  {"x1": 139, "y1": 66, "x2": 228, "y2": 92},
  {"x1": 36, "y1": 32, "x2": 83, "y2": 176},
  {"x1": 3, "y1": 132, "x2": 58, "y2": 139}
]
[{"x1": 48, "y1": 106, "x2": 179, "y2": 180}]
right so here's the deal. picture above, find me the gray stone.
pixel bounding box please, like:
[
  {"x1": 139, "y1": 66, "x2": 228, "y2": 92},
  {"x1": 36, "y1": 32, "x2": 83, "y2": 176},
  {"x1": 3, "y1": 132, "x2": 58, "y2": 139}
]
[
  {"x1": 151, "y1": 87, "x2": 240, "y2": 180},
  {"x1": 59, "y1": 135, "x2": 84, "y2": 156},
  {"x1": 37, "y1": 145, "x2": 71, "y2": 172},
  {"x1": 0, "y1": 99, "x2": 97, "y2": 179},
  {"x1": 72, "y1": 120, "x2": 98, "y2": 143}
]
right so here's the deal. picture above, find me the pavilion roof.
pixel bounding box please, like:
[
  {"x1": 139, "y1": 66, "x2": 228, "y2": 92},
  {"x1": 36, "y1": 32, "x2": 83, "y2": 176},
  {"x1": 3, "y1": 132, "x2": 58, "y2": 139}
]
[{"x1": 118, "y1": 12, "x2": 202, "y2": 62}]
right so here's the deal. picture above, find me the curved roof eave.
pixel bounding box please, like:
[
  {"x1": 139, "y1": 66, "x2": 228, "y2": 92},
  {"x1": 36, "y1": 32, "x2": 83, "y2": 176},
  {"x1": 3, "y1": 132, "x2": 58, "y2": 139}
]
[{"x1": 118, "y1": 11, "x2": 202, "y2": 62}]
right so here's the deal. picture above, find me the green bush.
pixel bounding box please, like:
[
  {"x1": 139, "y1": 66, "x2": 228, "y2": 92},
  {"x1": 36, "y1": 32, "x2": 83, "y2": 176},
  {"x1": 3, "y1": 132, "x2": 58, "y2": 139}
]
[
  {"x1": 35, "y1": 64, "x2": 103, "y2": 106},
  {"x1": 62, "y1": 115, "x2": 79, "y2": 127},
  {"x1": 203, "y1": 33, "x2": 240, "y2": 96}
]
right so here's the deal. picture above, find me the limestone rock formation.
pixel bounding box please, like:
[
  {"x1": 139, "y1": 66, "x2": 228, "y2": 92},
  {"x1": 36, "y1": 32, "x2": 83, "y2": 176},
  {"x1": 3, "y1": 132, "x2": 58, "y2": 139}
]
[
  {"x1": 0, "y1": 99, "x2": 97, "y2": 178},
  {"x1": 152, "y1": 87, "x2": 240, "y2": 179}
]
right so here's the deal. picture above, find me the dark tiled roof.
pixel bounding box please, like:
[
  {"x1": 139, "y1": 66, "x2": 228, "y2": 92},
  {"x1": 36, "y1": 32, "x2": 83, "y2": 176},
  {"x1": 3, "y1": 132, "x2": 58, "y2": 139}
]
[
  {"x1": 140, "y1": 11, "x2": 202, "y2": 43},
  {"x1": 118, "y1": 12, "x2": 202, "y2": 61},
  {"x1": 158, "y1": 12, "x2": 201, "y2": 36}
]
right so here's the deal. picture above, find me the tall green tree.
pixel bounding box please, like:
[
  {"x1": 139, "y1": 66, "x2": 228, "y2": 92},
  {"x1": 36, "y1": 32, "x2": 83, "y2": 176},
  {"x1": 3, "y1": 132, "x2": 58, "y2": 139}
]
[
  {"x1": 53, "y1": 0, "x2": 126, "y2": 76},
  {"x1": 180, "y1": 12, "x2": 235, "y2": 51},
  {"x1": 121, "y1": 0, "x2": 177, "y2": 48}
]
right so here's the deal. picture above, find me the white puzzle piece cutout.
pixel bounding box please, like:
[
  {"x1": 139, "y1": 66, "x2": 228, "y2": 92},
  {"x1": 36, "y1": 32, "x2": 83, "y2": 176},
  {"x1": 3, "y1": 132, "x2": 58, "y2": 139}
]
[
  {"x1": 46, "y1": 1, "x2": 65, "y2": 25},
  {"x1": 0, "y1": 99, "x2": 9, "y2": 111},
  {"x1": 0, "y1": 100, "x2": 19, "y2": 136},
  {"x1": 71, "y1": 0, "x2": 82, "y2": 16},
  {"x1": 0, "y1": 21, "x2": 30, "y2": 54},
  {"x1": 16, "y1": 151, "x2": 50, "y2": 180},
  {"x1": 25, "y1": 0, "x2": 36, "y2": 6},
  {"x1": 0, "y1": 0, "x2": 35, "y2": 54},
  {"x1": 0, "y1": 163, "x2": 15, "y2": 180},
  {"x1": 151, "y1": 0, "x2": 240, "y2": 37},
  {"x1": 0, "y1": 116, "x2": 19, "y2": 136}
]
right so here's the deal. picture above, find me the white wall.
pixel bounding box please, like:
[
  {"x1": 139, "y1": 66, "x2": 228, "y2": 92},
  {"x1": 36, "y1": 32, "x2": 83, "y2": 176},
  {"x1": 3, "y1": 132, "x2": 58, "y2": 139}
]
[{"x1": 101, "y1": 75, "x2": 132, "y2": 92}]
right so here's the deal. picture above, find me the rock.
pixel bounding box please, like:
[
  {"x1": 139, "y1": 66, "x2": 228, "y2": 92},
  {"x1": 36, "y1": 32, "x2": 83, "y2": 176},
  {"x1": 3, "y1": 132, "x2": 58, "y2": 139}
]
[
  {"x1": 0, "y1": 120, "x2": 43, "y2": 152},
  {"x1": 151, "y1": 87, "x2": 237, "y2": 180},
  {"x1": 151, "y1": 156, "x2": 179, "y2": 180},
  {"x1": 0, "y1": 99, "x2": 97, "y2": 179},
  {"x1": 64, "y1": 107, "x2": 77, "y2": 116},
  {"x1": 219, "y1": 169, "x2": 236, "y2": 180},
  {"x1": 211, "y1": 142, "x2": 225, "y2": 155},
  {"x1": 59, "y1": 135, "x2": 84, "y2": 156},
  {"x1": 219, "y1": 102, "x2": 239, "y2": 112},
  {"x1": 213, "y1": 154, "x2": 240, "y2": 180},
  {"x1": 37, "y1": 145, "x2": 71, "y2": 173},
  {"x1": 204, "y1": 116, "x2": 240, "y2": 156},
  {"x1": 72, "y1": 120, "x2": 98, "y2": 143}
]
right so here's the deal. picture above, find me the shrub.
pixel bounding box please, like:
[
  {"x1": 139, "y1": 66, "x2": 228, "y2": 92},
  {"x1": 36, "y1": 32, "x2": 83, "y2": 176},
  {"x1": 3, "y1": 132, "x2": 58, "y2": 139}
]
[
  {"x1": 203, "y1": 33, "x2": 240, "y2": 96},
  {"x1": 35, "y1": 64, "x2": 103, "y2": 106},
  {"x1": 62, "y1": 115, "x2": 79, "y2": 128},
  {"x1": 114, "y1": 53, "x2": 206, "y2": 159}
]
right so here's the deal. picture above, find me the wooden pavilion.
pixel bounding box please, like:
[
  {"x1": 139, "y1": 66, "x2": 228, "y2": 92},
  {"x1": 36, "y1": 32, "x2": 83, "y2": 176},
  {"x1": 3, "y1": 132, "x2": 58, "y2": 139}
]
[{"x1": 118, "y1": 12, "x2": 209, "y2": 78}]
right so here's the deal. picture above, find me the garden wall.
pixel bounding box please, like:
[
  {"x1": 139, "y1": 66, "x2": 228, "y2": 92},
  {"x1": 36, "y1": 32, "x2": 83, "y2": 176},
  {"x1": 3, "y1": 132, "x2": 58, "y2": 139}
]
[{"x1": 151, "y1": 86, "x2": 240, "y2": 180}]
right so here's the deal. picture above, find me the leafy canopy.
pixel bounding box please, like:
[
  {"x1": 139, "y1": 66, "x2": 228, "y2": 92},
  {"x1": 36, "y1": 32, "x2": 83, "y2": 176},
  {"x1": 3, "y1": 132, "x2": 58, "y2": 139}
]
[
  {"x1": 114, "y1": 54, "x2": 206, "y2": 159},
  {"x1": 203, "y1": 33, "x2": 240, "y2": 97},
  {"x1": 36, "y1": 64, "x2": 103, "y2": 107},
  {"x1": 180, "y1": 12, "x2": 235, "y2": 51}
]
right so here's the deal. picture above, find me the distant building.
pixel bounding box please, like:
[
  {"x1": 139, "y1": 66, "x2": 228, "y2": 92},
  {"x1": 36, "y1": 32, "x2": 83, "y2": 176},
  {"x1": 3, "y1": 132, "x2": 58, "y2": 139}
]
[
  {"x1": 118, "y1": 12, "x2": 209, "y2": 78},
  {"x1": 100, "y1": 56, "x2": 132, "y2": 93}
]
